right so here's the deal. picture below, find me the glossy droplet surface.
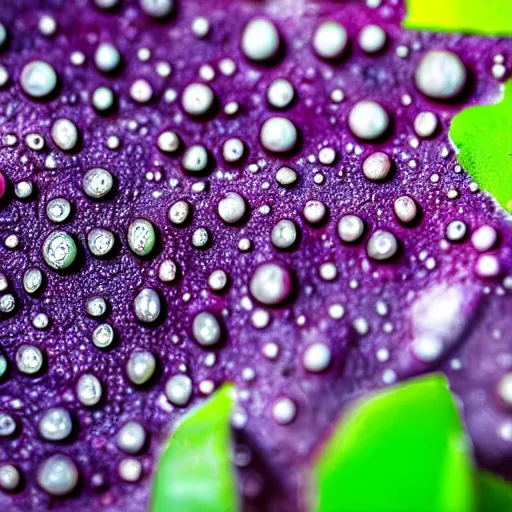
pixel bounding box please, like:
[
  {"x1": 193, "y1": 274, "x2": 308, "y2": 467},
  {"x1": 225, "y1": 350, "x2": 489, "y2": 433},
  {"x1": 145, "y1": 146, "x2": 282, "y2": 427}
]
[
  {"x1": 0, "y1": 464, "x2": 20, "y2": 492},
  {"x1": 249, "y1": 263, "x2": 292, "y2": 305},
  {"x1": 241, "y1": 18, "x2": 280, "y2": 62},
  {"x1": 313, "y1": 21, "x2": 348, "y2": 60},
  {"x1": 83, "y1": 168, "x2": 114, "y2": 199},
  {"x1": 16, "y1": 344, "x2": 44, "y2": 374},
  {"x1": 42, "y1": 231, "x2": 77, "y2": 270},
  {"x1": 192, "y1": 311, "x2": 221, "y2": 347},
  {"x1": 37, "y1": 455, "x2": 79, "y2": 497},
  {"x1": 348, "y1": 101, "x2": 389, "y2": 140},
  {"x1": 127, "y1": 219, "x2": 156, "y2": 257},
  {"x1": 415, "y1": 50, "x2": 467, "y2": 100},
  {"x1": 260, "y1": 117, "x2": 298, "y2": 153},
  {"x1": 39, "y1": 408, "x2": 73, "y2": 441},
  {"x1": 165, "y1": 374, "x2": 193, "y2": 406},
  {"x1": 20, "y1": 60, "x2": 57, "y2": 98},
  {"x1": 134, "y1": 288, "x2": 161, "y2": 323}
]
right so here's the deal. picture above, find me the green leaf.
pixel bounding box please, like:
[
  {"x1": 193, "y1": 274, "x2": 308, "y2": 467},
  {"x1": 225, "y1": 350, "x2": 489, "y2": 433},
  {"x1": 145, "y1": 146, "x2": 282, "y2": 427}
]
[
  {"x1": 311, "y1": 374, "x2": 477, "y2": 512},
  {"x1": 403, "y1": 0, "x2": 512, "y2": 37},
  {"x1": 151, "y1": 384, "x2": 238, "y2": 512},
  {"x1": 479, "y1": 472, "x2": 512, "y2": 512},
  {"x1": 450, "y1": 80, "x2": 512, "y2": 214}
]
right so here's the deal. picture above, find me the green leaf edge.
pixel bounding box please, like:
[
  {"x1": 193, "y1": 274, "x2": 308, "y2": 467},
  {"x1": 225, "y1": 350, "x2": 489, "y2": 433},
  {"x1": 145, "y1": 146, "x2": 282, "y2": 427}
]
[
  {"x1": 450, "y1": 80, "x2": 512, "y2": 213},
  {"x1": 148, "y1": 378, "x2": 512, "y2": 512},
  {"x1": 311, "y1": 373, "x2": 477, "y2": 512},
  {"x1": 479, "y1": 471, "x2": 512, "y2": 512},
  {"x1": 403, "y1": 0, "x2": 512, "y2": 37},
  {"x1": 150, "y1": 383, "x2": 238, "y2": 512}
]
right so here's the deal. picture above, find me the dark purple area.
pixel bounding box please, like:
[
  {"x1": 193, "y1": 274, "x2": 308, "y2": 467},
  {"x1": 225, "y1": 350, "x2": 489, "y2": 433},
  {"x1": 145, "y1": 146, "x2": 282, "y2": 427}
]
[{"x1": 0, "y1": 0, "x2": 511, "y2": 511}]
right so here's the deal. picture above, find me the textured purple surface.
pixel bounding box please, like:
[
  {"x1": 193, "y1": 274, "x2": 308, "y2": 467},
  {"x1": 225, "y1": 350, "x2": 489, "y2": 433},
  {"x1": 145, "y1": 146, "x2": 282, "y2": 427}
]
[{"x1": 0, "y1": 0, "x2": 511, "y2": 511}]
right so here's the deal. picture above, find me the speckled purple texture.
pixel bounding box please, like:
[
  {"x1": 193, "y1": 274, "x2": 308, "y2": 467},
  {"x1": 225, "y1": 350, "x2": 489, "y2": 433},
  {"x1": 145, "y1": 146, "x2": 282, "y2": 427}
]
[{"x1": 0, "y1": 0, "x2": 511, "y2": 511}]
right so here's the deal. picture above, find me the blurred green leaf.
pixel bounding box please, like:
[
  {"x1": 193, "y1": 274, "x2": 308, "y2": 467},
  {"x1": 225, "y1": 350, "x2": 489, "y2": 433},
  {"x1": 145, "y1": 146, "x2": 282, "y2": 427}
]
[
  {"x1": 311, "y1": 373, "x2": 476, "y2": 512},
  {"x1": 151, "y1": 384, "x2": 238, "y2": 512},
  {"x1": 450, "y1": 80, "x2": 512, "y2": 214},
  {"x1": 479, "y1": 471, "x2": 512, "y2": 512},
  {"x1": 403, "y1": 0, "x2": 512, "y2": 36}
]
